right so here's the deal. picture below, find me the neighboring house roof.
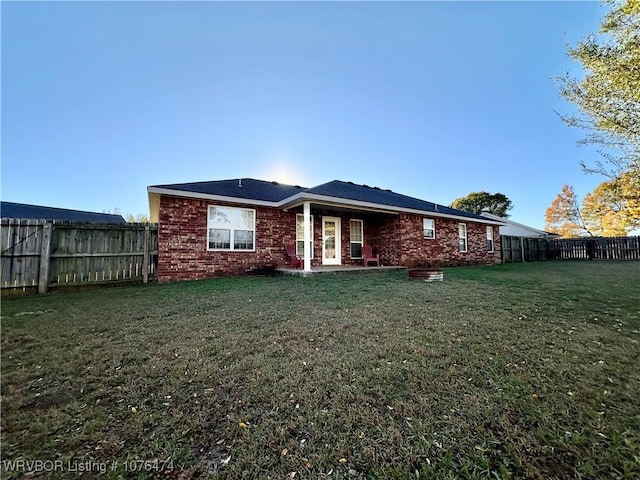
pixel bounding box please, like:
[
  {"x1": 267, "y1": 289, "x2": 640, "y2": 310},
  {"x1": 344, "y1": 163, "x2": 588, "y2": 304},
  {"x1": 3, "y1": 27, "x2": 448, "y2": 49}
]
[
  {"x1": 147, "y1": 178, "x2": 504, "y2": 224},
  {"x1": 1, "y1": 201, "x2": 127, "y2": 223},
  {"x1": 481, "y1": 212, "x2": 558, "y2": 237}
]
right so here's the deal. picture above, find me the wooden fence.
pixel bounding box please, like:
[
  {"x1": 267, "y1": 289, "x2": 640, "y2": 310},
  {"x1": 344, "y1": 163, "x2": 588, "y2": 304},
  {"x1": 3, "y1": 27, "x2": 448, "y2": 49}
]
[
  {"x1": 1, "y1": 219, "x2": 158, "y2": 293},
  {"x1": 501, "y1": 235, "x2": 640, "y2": 263}
]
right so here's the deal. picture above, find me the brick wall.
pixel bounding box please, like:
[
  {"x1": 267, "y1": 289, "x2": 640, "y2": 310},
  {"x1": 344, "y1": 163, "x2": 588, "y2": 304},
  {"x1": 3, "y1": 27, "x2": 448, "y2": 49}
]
[
  {"x1": 158, "y1": 196, "x2": 500, "y2": 281},
  {"x1": 158, "y1": 195, "x2": 297, "y2": 282},
  {"x1": 390, "y1": 214, "x2": 501, "y2": 267}
]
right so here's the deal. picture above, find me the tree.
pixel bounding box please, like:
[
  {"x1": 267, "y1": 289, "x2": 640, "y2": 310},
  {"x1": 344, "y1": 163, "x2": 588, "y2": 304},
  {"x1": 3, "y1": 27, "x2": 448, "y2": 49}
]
[
  {"x1": 556, "y1": 0, "x2": 640, "y2": 177},
  {"x1": 582, "y1": 171, "x2": 640, "y2": 235},
  {"x1": 544, "y1": 185, "x2": 592, "y2": 237},
  {"x1": 545, "y1": 178, "x2": 638, "y2": 237},
  {"x1": 125, "y1": 213, "x2": 151, "y2": 223},
  {"x1": 450, "y1": 192, "x2": 513, "y2": 217},
  {"x1": 103, "y1": 208, "x2": 150, "y2": 223}
]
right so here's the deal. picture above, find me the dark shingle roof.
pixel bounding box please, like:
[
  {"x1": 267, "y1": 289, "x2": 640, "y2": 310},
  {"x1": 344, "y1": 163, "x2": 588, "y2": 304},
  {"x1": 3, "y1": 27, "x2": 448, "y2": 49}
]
[
  {"x1": 1, "y1": 201, "x2": 127, "y2": 223},
  {"x1": 306, "y1": 180, "x2": 491, "y2": 221},
  {"x1": 150, "y1": 178, "x2": 497, "y2": 222},
  {"x1": 150, "y1": 178, "x2": 306, "y2": 202}
]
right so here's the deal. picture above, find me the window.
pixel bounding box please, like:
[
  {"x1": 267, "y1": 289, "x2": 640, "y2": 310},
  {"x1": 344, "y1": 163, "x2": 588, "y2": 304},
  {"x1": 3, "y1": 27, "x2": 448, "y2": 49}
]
[
  {"x1": 486, "y1": 226, "x2": 494, "y2": 253},
  {"x1": 296, "y1": 214, "x2": 314, "y2": 258},
  {"x1": 423, "y1": 218, "x2": 435, "y2": 239},
  {"x1": 350, "y1": 219, "x2": 364, "y2": 258},
  {"x1": 207, "y1": 206, "x2": 255, "y2": 251},
  {"x1": 458, "y1": 223, "x2": 467, "y2": 253}
]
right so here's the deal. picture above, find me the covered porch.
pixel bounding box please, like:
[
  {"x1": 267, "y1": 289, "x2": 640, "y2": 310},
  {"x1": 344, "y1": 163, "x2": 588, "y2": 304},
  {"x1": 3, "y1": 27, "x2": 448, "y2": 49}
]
[{"x1": 284, "y1": 199, "x2": 401, "y2": 273}]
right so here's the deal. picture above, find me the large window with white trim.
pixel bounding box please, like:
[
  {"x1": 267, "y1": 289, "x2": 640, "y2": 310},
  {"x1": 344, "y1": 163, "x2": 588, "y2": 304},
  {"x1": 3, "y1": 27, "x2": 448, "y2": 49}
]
[
  {"x1": 458, "y1": 223, "x2": 467, "y2": 253},
  {"x1": 486, "y1": 226, "x2": 494, "y2": 253},
  {"x1": 296, "y1": 214, "x2": 314, "y2": 258},
  {"x1": 208, "y1": 206, "x2": 255, "y2": 251},
  {"x1": 350, "y1": 219, "x2": 364, "y2": 258},
  {"x1": 423, "y1": 218, "x2": 435, "y2": 239}
]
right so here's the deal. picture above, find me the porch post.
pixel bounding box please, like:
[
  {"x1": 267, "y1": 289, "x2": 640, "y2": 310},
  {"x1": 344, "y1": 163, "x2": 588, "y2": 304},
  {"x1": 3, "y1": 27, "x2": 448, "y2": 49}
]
[{"x1": 303, "y1": 201, "x2": 312, "y2": 272}]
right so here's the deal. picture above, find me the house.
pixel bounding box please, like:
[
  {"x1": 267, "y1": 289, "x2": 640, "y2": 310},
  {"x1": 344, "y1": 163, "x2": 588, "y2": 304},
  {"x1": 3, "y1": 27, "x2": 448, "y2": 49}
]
[
  {"x1": 147, "y1": 178, "x2": 504, "y2": 281},
  {"x1": 480, "y1": 212, "x2": 558, "y2": 238},
  {"x1": 1, "y1": 201, "x2": 126, "y2": 223}
]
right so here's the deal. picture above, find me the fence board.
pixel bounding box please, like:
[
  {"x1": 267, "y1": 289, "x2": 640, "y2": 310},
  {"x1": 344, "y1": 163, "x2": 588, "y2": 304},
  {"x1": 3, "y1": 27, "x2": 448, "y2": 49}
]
[
  {"x1": 501, "y1": 235, "x2": 640, "y2": 263},
  {"x1": 1, "y1": 220, "x2": 158, "y2": 292}
]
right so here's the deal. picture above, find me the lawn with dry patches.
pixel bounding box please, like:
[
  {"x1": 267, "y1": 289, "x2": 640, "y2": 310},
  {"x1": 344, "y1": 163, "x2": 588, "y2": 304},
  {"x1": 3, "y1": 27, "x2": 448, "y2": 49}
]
[{"x1": 1, "y1": 262, "x2": 639, "y2": 479}]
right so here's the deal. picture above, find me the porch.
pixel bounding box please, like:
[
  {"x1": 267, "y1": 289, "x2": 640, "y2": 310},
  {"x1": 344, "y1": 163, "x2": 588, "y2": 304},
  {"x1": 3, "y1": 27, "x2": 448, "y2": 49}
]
[
  {"x1": 276, "y1": 265, "x2": 407, "y2": 277},
  {"x1": 287, "y1": 200, "x2": 401, "y2": 272}
]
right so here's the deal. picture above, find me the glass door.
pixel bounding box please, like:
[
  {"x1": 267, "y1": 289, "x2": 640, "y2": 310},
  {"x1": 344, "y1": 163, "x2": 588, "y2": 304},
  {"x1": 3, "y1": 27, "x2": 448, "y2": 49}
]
[{"x1": 322, "y1": 217, "x2": 341, "y2": 265}]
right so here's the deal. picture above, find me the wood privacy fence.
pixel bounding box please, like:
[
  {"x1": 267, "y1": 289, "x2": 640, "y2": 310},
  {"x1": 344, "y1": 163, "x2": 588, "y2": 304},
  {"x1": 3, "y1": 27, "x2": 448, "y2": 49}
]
[
  {"x1": 1, "y1": 219, "x2": 158, "y2": 293},
  {"x1": 501, "y1": 235, "x2": 640, "y2": 263}
]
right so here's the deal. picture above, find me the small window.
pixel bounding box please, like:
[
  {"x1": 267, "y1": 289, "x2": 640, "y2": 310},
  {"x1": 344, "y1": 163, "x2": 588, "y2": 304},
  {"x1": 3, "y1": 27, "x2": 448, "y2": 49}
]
[
  {"x1": 486, "y1": 226, "x2": 494, "y2": 253},
  {"x1": 296, "y1": 214, "x2": 314, "y2": 258},
  {"x1": 350, "y1": 219, "x2": 364, "y2": 258},
  {"x1": 423, "y1": 218, "x2": 435, "y2": 239},
  {"x1": 458, "y1": 223, "x2": 467, "y2": 253},
  {"x1": 208, "y1": 206, "x2": 255, "y2": 251}
]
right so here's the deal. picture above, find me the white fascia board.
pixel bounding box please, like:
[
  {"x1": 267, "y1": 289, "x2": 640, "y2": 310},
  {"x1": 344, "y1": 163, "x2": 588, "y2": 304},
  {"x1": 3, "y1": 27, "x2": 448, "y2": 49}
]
[
  {"x1": 147, "y1": 187, "x2": 506, "y2": 225},
  {"x1": 146, "y1": 187, "x2": 282, "y2": 208},
  {"x1": 282, "y1": 193, "x2": 505, "y2": 225}
]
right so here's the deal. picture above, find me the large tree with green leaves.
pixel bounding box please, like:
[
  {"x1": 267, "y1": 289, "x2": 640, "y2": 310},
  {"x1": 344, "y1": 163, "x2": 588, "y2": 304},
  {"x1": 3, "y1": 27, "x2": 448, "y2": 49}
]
[
  {"x1": 450, "y1": 192, "x2": 513, "y2": 217},
  {"x1": 557, "y1": 0, "x2": 640, "y2": 177}
]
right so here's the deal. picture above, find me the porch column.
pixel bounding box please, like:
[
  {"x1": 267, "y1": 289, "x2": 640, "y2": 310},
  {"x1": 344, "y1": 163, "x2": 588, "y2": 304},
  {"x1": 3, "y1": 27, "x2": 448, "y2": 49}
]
[{"x1": 303, "y1": 201, "x2": 312, "y2": 272}]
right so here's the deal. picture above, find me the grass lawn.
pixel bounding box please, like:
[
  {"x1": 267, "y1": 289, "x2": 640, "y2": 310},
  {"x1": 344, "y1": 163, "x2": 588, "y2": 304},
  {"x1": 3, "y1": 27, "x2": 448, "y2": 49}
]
[{"x1": 1, "y1": 261, "x2": 639, "y2": 479}]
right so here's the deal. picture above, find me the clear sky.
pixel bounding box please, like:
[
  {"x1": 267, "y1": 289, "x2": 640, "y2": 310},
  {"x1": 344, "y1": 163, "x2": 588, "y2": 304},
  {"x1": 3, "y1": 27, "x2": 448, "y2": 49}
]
[{"x1": 2, "y1": 1, "x2": 607, "y2": 228}]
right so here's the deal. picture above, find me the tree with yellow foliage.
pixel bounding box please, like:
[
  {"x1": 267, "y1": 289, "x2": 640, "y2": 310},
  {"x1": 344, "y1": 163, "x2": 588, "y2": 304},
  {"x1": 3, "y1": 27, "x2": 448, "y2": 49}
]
[
  {"x1": 545, "y1": 175, "x2": 639, "y2": 237},
  {"x1": 545, "y1": 185, "x2": 592, "y2": 237}
]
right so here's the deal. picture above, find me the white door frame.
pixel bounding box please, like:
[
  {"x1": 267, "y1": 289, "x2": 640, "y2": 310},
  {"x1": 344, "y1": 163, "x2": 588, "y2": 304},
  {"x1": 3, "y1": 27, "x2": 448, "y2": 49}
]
[{"x1": 322, "y1": 216, "x2": 341, "y2": 265}]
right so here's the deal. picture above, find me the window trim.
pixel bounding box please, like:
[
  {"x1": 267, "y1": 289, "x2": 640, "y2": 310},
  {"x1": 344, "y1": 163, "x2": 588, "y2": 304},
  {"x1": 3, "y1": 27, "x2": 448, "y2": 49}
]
[
  {"x1": 350, "y1": 219, "x2": 364, "y2": 259},
  {"x1": 295, "y1": 213, "x2": 314, "y2": 259},
  {"x1": 423, "y1": 218, "x2": 435, "y2": 239},
  {"x1": 486, "y1": 226, "x2": 494, "y2": 253},
  {"x1": 458, "y1": 223, "x2": 468, "y2": 253},
  {"x1": 207, "y1": 205, "x2": 256, "y2": 252}
]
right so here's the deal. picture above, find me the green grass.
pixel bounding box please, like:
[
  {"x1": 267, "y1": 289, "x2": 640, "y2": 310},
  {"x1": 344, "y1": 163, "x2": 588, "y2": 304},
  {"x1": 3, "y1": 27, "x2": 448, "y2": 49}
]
[{"x1": 1, "y1": 262, "x2": 639, "y2": 479}]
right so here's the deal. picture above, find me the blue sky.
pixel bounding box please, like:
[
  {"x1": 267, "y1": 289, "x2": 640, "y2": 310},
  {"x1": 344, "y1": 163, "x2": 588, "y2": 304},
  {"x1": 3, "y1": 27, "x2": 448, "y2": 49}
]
[{"x1": 2, "y1": 1, "x2": 606, "y2": 228}]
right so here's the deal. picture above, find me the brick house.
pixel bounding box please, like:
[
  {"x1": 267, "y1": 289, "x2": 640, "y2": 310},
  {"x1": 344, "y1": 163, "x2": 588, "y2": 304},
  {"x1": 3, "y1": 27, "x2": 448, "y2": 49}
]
[{"x1": 147, "y1": 178, "x2": 503, "y2": 282}]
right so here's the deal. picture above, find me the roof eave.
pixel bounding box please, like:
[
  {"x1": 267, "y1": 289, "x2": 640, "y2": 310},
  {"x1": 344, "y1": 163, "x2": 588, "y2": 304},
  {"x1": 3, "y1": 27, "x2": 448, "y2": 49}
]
[
  {"x1": 147, "y1": 187, "x2": 505, "y2": 225},
  {"x1": 282, "y1": 193, "x2": 505, "y2": 224},
  {"x1": 146, "y1": 186, "x2": 282, "y2": 207}
]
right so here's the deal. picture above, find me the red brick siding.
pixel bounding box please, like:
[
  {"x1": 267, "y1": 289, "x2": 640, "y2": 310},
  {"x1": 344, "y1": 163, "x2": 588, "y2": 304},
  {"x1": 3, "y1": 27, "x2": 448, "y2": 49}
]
[
  {"x1": 158, "y1": 196, "x2": 500, "y2": 281},
  {"x1": 389, "y1": 214, "x2": 500, "y2": 267},
  {"x1": 158, "y1": 196, "x2": 297, "y2": 282}
]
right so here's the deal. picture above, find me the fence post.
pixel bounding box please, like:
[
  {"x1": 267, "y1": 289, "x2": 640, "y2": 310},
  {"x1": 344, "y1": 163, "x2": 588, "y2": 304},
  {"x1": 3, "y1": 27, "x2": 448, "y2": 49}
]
[
  {"x1": 143, "y1": 224, "x2": 150, "y2": 284},
  {"x1": 38, "y1": 223, "x2": 53, "y2": 294}
]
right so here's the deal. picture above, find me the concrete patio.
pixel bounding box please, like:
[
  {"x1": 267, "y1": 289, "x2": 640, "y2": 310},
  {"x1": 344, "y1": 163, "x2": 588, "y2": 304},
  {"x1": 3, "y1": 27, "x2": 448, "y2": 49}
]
[{"x1": 276, "y1": 265, "x2": 407, "y2": 277}]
